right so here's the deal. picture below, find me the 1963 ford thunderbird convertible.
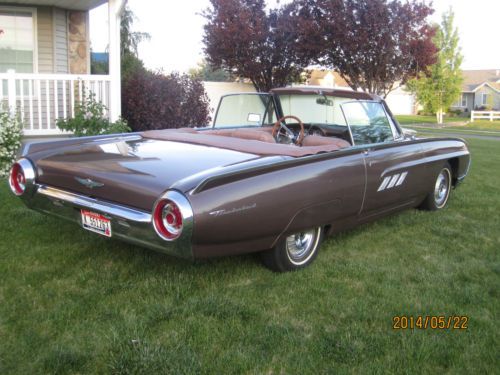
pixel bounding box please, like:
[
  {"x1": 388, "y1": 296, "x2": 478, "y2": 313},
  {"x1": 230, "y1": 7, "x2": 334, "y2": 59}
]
[{"x1": 9, "y1": 87, "x2": 470, "y2": 271}]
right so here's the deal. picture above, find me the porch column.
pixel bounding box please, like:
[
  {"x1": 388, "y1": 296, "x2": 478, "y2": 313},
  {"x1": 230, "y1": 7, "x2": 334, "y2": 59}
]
[
  {"x1": 108, "y1": 0, "x2": 126, "y2": 122},
  {"x1": 7, "y1": 69, "x2": 17, "y2": 116}
]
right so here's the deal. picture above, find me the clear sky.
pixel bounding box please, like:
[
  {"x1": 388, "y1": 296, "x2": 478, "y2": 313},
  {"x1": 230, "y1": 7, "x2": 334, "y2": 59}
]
[{"x1": 90, "y1": 0, "x2": 500, "y2": 73}]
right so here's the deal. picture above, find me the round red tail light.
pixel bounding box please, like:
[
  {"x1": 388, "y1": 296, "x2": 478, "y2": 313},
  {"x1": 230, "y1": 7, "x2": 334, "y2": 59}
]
[
  {"x1": 9, "y1": 163, "x2": 26, "y2": 196},
  {"x1": 153, "y1": 199, "x2": 183, "y2": 240}
]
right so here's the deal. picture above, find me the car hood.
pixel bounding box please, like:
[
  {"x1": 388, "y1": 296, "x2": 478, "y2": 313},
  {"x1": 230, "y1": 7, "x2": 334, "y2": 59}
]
[{"x1": 29, "y1": 135, "x2": 270, "y2": 211}]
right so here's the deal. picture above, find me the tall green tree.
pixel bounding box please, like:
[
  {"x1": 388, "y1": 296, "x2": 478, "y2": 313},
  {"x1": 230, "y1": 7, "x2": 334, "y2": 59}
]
[
  {"x1": 188, "y1": 60, "x2": 233, "y2": 82},
  {"x1": 120, "y1": 6, "x2": 150, "y2": 79},
  {"x1": 408, "y1": 9, "x2": 463, "y2": 123},
  {"x1": 119, "y1": 7, "x2": 211, "y2": 130}
]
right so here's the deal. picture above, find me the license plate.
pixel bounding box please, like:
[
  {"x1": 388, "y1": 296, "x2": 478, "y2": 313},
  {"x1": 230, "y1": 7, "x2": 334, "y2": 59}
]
[{"x1": 81, "y1": 209, "x2": 112, "y2": 237}]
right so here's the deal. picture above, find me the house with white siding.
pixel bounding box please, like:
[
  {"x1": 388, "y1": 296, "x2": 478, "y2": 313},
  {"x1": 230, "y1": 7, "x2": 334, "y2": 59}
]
[
  {"x1": 305, "y1": 69, "x2": 417, "y2": 115},
  {"x1": 451, "y1": 69, "x2": 500, "y2": 112},
  {"x1": 0, "y1": 0, "x2": 125, "y2": 135}
]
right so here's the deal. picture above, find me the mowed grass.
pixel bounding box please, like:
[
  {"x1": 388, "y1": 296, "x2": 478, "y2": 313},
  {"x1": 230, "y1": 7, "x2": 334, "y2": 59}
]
[
  {"x1": 1, "y1": 139, "x2": 499, "y2": 374},
  {"x1": 396, "y1": 116, "x2": 500, "y2": 133},
  {"x1": 446, "y1": 121, "x2": 500, "y2": 133},
  {"x1": 395, "y1": 115, "x2": 462, "y2": 125}
]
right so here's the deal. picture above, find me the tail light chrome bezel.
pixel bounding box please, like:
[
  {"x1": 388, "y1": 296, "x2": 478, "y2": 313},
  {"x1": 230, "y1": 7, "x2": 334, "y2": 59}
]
[
  {"x1": 9, "y1": 158, "x2": 36, "y2": 197},
  {"x1": 152, "y1": 190, "x2": 194, "y2": 242}
]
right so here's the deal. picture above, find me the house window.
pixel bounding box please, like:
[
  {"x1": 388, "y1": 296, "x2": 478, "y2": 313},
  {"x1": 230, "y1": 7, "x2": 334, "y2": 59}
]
[
  {"x1": 0, "y1": 9, "x2": 35, "y2": 73},
  {"x1": 453, "y1": 94, "x2": 467, "y2": 107},
  {"x1": 482, "y1": 93, "x2": 489, "y2": 106}
]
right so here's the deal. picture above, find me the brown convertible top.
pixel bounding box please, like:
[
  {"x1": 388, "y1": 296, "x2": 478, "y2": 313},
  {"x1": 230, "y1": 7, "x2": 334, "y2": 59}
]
[
  {"x1": 270, "y1": 87, "x2": 378, "y2": 100},
  {"x1": 141, "y1": 128, "x2": 351, "y2": 157}
]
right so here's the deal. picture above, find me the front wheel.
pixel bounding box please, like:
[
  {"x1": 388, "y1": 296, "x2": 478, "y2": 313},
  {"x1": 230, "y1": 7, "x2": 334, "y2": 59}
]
[
  {"x1": 419, "y1": 163, "x2": 452, "y2": 211},
  {"x1": 261, "y1": 227, "x2": 324, "y2": 272}
]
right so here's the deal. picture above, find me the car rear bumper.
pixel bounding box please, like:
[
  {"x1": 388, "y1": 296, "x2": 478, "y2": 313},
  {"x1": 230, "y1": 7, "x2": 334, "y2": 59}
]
[{"x1": 20, "y1": 184, "x2": 194, "y2": 259}]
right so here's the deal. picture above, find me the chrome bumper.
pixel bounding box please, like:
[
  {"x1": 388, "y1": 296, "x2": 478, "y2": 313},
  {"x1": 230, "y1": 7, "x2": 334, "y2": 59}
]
[{"x1": 21, "y1": 184, "x2": 194, "y2": 259}]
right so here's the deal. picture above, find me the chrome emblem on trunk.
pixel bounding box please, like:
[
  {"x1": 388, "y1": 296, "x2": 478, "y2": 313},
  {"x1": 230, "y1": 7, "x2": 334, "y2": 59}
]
[{"x1": 75, "y1": 177, "x2": 104, "y2": 189}]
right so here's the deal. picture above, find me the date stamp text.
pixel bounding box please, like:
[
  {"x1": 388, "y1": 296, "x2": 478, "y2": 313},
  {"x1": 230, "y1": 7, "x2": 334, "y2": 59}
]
[{"x1": 392, "y1": 315, "x2": 468, "y2": 330}]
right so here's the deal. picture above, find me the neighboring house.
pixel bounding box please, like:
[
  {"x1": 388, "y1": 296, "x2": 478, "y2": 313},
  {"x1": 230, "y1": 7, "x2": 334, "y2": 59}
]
[
  {"x1": 451, "y1": 69, "x2": 500, "y2": 112},
  {"x1": 305, "y1": 69, "x2": 416, "y2": 115},
  {"x1": 204, "y1": 68, "x2": 424, "y2": 118},
  {"x1": 307, "y1": 70, "x2": 350, "y2": 89},
  {"x1": 0, "y1": 0, "x2": 125, "y2": 135}
]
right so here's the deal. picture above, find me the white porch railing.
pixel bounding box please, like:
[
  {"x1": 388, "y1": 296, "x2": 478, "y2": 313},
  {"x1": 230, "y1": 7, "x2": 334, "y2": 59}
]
[
  {"x1": 0, "y1": 70, "x2": 111, "y2": 136},
  {"x1": 471, "y1": 110, "x2": 500, "y2": 122}
]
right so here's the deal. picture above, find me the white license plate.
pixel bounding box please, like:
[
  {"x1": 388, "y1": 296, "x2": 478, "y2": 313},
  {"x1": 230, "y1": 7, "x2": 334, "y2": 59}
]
[{"x1": 81, "y1": 209, "x2": 112, "y2": 237}]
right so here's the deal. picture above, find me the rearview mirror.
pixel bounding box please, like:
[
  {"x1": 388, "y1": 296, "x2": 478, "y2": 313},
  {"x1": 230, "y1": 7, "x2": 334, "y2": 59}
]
[{"x1": 316, "y1": 97, "x2": 333, "y2": 106}]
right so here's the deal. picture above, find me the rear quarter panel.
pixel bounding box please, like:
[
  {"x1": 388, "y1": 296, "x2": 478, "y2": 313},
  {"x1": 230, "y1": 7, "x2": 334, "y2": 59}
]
[{"x1": 189, "y1": 152, "x2": 366, "y2": 258}]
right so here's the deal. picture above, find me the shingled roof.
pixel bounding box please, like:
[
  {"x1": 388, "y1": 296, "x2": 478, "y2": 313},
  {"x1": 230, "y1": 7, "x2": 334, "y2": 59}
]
[{"x1": 462, "y1": 70, "x2": 500, "y2": 92}]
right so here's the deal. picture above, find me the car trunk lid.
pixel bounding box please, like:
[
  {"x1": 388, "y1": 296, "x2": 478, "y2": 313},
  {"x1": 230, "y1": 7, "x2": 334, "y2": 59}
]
[{"x1": 30, "y1": 136, "x2": 263, "y2": 211}]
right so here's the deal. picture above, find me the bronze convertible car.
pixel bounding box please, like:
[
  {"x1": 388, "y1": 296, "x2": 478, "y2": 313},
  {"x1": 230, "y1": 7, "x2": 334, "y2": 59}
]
[{"x1": 9, "y1": 87, "x2": 470, "y2": 271}]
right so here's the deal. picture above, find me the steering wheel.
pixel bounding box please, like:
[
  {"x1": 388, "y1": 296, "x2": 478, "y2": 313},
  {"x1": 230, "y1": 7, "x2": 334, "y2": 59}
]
[{"x1": 272, "y1": 115, "x2": 305, "y2": 146}]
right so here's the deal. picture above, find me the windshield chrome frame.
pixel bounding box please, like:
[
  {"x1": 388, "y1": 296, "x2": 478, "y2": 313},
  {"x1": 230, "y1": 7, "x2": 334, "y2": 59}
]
[{"x1": 340, "y1": 100, "x2": 400, "y2": 146}]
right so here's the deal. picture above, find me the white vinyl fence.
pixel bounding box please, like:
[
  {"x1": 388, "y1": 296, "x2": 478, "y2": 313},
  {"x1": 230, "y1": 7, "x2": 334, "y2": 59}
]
[
  {"x1": 471, "y1": 110, "x2": 500, "y2": 122},
  {"x1": 0, "y1": 70, "x2": 111, "y2": 135}
]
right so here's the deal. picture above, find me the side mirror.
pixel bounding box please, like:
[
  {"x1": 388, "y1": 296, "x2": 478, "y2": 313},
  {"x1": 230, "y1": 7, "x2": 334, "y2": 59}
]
[{"x1": 401, "y1": 127, "x2": 417, "y2": 139}]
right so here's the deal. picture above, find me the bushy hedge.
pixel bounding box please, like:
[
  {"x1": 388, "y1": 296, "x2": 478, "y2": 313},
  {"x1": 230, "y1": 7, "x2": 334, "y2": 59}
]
[
  {"x1": 0, "y1": 111, "x2": 23, "y2": 178},
  {"x1": 56, "y1": 93, "x2": 131, "y2": 136},
  {"x1": 122, "y1": 70, "x2": 211, "y2": 131}
]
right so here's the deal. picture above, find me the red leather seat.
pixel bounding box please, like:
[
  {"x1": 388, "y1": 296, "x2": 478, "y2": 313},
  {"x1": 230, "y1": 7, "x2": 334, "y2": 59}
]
[
  {"x1": 203, "y1": 128, "x2": 276, "y2": 143},
  {"x1": 302, "y1": 135, "x2": 351, "y2": 149}
]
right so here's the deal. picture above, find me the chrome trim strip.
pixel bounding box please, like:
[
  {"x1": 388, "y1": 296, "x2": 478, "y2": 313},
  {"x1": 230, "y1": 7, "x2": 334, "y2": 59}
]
[
  {"x1": 377, "y1": 176, "x2": 391, "y2": 191},
  {"x1": 19, "y1": 184, "x2": 193, "y2": 259},
  {"x1": 21, "y1": 134, "x2": 142, "y2": 156},
  {"x1": 395, "y1": 171, "x2": 408, "y2": 186},
  {"x1": 37, "y1": 185, "x2": 151, "y2": 223},
  {"x1": 457, "y1": 154, "x2": 472, "y2": 182},
  {"x1": 387, "y1": 174, "x2": 400, "y2": 189}
]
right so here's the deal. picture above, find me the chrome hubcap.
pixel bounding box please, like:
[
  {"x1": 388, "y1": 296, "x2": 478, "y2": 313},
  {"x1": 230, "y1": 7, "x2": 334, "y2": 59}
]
[
  {"x1": 434, "y1": 169, "x2": 450, "y2": 208},
  {"x1": 286, "y1": 228, "x2": 320, "y2": 265}
]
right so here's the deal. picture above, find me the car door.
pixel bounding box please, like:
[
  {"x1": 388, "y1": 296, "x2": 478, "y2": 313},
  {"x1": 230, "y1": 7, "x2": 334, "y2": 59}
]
[
  {"x1": 341, "y1": 101, "x2": 428, "y2": 217},
  {"x1": 360, "y1": 142, "x2": 429, "y2": 217}
]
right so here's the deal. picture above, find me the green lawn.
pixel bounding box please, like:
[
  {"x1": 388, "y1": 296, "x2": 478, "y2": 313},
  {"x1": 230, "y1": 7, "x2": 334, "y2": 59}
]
[
  {"x1": 1, "y1": 139, "x2": 499, "y2": 374},
  {"x1": 395, "y1": 115, "x2": 463, "y2": 125},
  {"x1": 397, "y1": 116, "x2": 500, "y2": 134},
  {"x1": 445, "y1": 121, "x2": 500, "y2": 133}
]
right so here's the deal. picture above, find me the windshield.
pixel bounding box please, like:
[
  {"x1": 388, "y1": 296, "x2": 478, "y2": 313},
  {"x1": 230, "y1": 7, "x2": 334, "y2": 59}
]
[
  {"x1": 214, "y1": 94, "x2": 276, "y2": 128},
  {"x1": 341, "y1": 101, "x2": 395, "y2": 145},
  {"x1": 278, "y1": 94, "x2": 350, "y2": 126}
]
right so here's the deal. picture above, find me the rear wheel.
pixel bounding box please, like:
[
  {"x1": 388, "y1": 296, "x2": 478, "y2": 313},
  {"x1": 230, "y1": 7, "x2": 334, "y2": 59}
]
[
  {"x1": 261, "y1": 227, "x2": 323, "y2": 272},
  {"x1": 419, "y1": 163, "x2": 452, "y2": 211}
]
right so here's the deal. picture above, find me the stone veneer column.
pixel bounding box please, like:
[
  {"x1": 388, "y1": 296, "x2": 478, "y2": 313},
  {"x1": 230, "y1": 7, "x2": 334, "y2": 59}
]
[{"x1": 68, "y1": 11, "x2": 88, "y2": 74}]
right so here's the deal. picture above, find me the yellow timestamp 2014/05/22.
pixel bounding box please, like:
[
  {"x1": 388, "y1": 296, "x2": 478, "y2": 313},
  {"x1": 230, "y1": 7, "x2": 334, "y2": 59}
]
[{"x1": 392, "y1": 315, "x2": 469, "y2": 330}]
